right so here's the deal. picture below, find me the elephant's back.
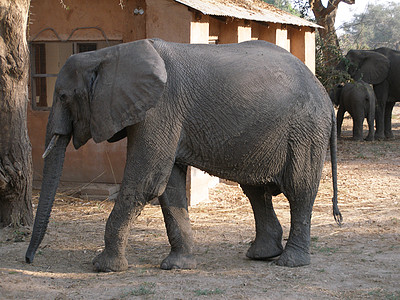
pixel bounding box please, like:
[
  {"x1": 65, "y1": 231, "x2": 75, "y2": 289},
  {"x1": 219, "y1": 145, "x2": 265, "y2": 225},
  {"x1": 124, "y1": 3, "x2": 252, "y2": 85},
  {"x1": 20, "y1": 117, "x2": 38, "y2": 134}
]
[
  {"x1": 154, "y1": 39, "x2": 331, "y2": 116},
  {"x1": 155, "y1": 40, "x2": 333, "y2": 184}
]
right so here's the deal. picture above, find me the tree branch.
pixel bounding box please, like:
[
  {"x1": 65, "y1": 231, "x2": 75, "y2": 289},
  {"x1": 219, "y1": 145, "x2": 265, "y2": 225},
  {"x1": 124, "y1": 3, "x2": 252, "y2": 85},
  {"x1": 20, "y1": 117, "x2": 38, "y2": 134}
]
[{"x1": 311, "y1": 0, "x2": 355, "y2": 19}]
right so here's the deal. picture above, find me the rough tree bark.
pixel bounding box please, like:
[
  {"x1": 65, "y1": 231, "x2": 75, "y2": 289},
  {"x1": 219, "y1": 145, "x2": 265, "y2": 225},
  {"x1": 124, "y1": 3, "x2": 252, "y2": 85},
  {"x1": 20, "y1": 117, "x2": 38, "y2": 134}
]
[
  {"x1": 0, "y1": 0, "x2": 32, "y2": 227},
  {"x1": 310, "y1": 0, "x2": 355, "y2": 65}
]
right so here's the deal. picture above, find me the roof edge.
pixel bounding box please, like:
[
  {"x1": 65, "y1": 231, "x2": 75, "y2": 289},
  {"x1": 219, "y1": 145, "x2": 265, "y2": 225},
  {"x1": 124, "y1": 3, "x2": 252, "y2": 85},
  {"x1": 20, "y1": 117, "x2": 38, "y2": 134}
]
[{"x1": 175, "y1": 0, "x2": 322, "y2": 29}]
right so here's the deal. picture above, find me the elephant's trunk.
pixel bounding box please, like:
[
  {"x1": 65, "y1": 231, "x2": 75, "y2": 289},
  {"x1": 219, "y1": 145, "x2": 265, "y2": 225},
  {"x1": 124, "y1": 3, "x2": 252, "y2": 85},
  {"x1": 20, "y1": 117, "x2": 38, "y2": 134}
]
[{"x1": 25, "y1": 133, "x2": 70, "y2": 263}]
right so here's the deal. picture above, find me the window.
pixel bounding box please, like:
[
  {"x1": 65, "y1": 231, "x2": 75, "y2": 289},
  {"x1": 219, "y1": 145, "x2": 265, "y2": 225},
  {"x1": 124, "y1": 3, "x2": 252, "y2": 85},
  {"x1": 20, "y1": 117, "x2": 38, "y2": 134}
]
[
  {"x1": 208, "y1": 36, "x2": 219, "y2": 44},
  {"x1": 77, "y1": 43, "x2": 97, "y2": 53},
  {"x1": 30, "y1": 41, "x2": 120, "y2": 110},
  {"x1": 32, "y1": 44, "x2": 48, "y2": 107}
]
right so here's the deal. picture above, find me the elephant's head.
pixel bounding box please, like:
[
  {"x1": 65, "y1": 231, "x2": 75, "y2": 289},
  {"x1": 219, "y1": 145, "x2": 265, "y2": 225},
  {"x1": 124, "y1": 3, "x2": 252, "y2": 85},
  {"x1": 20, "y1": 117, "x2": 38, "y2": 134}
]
[
  {"x1": 25, "y1": 39, "x2": 167, "y2": 263},
  {"x1": 345, "y1": 50, "x2": 390, "y2": 84},
  {"x1": 329, "y1": 83, "x2": 344, "y2": 107}
]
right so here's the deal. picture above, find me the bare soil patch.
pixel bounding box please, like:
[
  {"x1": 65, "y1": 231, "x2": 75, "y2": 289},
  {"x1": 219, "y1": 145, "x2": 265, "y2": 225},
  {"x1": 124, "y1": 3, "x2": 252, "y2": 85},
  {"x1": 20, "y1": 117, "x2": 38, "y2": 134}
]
[{"x1": 1, "y1": 105, "x2": 399, "y2": 299}]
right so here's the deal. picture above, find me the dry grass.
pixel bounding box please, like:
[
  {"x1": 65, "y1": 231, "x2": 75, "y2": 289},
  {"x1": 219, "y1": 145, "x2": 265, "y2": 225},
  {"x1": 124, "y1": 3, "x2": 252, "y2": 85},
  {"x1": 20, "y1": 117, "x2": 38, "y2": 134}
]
[{"x1": 0, "y1": 105, "x2": 399, "y2": 299}]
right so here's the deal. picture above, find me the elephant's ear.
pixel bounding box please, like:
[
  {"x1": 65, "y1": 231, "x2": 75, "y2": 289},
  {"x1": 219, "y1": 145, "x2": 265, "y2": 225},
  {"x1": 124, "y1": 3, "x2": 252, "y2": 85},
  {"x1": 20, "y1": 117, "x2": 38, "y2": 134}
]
[
  {"x1": 89, "y1": 39, "x2": 167, "y2": 143},
  {"x1": 348, "y1": 50, "x2": 390, "y2": 84},
  {"x1": 331, "y1": 84, "x2": 343, "y2": 107}
]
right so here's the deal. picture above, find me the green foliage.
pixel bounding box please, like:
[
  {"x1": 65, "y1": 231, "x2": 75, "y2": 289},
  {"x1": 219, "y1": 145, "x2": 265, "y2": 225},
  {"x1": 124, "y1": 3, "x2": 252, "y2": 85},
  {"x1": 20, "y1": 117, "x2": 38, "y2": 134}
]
[
  {"x1": 123, "y1": 282, "x2": 156, "y2": 297},
  {"x1": 194, "y1": 288, "x2": 224, "y2": 296},
  {"x1": 316, "y1": 33, "x2": 352, "y2": 91},
  {"x1": 291, "y1": 0, "x2": 311, "y2": 18},
  {"x1": 366, "y1": 289, "x2": 400, "y2": 300},
  {"x1": 311, "y1": 237, "x2": 338, "y2": 255},
  {"x1": 11, "y1": 229, "x2": 29, "y2": 242},
  {"x1": 264, "y1": 1, "x2": 350, "y2": 90},
  {"x1": 263, "y1": 0, "x2": 301, "y2": 16},
  {"x1": 339, "y1": 2, "x2": 400, "y2": 52}
]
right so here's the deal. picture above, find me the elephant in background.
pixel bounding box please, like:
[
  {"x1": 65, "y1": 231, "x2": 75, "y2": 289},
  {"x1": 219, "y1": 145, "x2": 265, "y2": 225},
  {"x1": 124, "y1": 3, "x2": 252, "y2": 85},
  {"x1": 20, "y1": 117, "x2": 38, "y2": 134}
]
[
  {"x1": 25, "y1": 39, "x2": 342, "y2": 272},
  {"x1": 330, "y1": 80, "x2": 376, "y2": 141},
  {"x1": 343, "y1": 47, "x2": 400, "y2": 140}
]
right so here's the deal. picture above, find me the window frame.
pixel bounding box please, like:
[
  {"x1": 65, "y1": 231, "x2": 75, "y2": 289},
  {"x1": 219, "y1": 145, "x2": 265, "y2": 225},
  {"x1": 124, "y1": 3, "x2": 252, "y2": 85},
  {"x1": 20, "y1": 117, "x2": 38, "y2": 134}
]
[
  {"x1": 29, "y1": 27, "x2": 117, "y2": 111},
  {"x1": 29, "y1": 41, "x2": 103, "y2": 111}
]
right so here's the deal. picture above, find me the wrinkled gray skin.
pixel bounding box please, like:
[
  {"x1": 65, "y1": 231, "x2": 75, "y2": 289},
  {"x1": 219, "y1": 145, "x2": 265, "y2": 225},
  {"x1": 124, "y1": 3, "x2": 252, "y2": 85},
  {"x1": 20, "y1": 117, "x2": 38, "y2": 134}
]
[
  {"x1": 330, "y1": 80, "x2": 376, "y2": 141},
  {"x1": 26, "y1": 39, "x2": 341, "y2": 271},
  {"x1": 343, "y1": 48, "x2": 400, "y2": 140}
]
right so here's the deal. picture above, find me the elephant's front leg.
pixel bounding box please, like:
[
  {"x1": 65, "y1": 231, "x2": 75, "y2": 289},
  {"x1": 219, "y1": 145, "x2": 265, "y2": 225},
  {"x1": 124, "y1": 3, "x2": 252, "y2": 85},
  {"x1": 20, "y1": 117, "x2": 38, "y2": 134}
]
[
  {"x1": 159, "y1": 164, "x2": 196, "y2": 270},
  {"x1": 375, "y1": 103, "x2": 386, "y2": 140},
  {"x1": 93, "y1": 124, "x2": 179, "y2": 272},
  {"x1": 93, "y1": 185, "x2": 145, "y2": 272},
  {"x1": 373, "y1": 82, "x2": 389, "y2": 140},
  {"x1": 384, "y1": 101, "x2": 396, "y2": 139}
]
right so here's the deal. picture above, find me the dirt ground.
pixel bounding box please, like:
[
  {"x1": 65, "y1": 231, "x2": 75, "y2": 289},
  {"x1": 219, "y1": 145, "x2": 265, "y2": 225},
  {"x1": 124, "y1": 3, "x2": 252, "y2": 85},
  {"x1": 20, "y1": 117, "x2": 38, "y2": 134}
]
[{"x1": 1, "y1": 105, "x2": 399, "y2": 300}]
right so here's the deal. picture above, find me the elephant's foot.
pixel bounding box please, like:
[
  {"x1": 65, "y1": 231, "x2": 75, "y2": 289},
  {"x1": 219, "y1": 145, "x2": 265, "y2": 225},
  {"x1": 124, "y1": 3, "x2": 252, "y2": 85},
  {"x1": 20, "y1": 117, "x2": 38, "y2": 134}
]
[
  {"x1": 365, "y1": 135, "x2": 374, "y2": 141},
  {"x1": 160, "y1": 251, "x2": 197, "y2": 270},
  {"x1": 375, "y1": 133, "x2": 385, "y2": 141},
  {"x1": 92, "y1": 250, "x2": 128, "y2": 272},
  {"x1": 352, "y1": 136, "x2": 364, "y2": 142},
  {"x1": 246, "y1": 238, "x2": 283, "y2": 260},
  {"x1": 385, "y1": 132, "x2": 394, "y2": 140},
  {"x1": 275, "y1": 245, "x2": 310, "y2": 267}
]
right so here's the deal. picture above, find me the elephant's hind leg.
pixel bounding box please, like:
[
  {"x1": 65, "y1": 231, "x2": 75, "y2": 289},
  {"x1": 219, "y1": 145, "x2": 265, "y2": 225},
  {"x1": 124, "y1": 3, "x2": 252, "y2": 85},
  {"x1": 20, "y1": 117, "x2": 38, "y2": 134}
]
[
  {"x1": 159, "y1": 164, "x2": 196, "y2": 270},
  {"x1": 241, "y1": 184, "x2": 283, "y2": 260},
  {"x1": 276, "y1": 190, "x2": 317, "y2": 267}
]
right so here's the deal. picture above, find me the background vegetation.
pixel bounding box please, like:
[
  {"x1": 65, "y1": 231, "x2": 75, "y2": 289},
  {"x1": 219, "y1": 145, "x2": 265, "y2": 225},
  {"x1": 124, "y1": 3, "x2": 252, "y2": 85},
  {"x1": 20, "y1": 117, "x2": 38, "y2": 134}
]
[
  {"x1": 339, "y1": 2, "x2": 400, "y2": 52},
  {"x1": 263, "y1": 0, "x2": 301, "y2": 15},
  {"x1": 266, "y1": 1, "x2": 400, "y2": 89}
]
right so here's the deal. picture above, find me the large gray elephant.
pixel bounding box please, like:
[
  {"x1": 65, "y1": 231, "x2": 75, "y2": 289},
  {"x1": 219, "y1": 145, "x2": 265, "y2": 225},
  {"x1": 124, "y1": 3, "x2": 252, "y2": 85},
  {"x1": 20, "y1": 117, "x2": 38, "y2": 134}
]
[
  {"x1": 344, "y1": 48, "x2": 400, "y2": 140},
  {"x1": 330, "y1": 80, "x2": 376, "y2": 141},
  {"x1": 25, "y1": 39, "x2": 341, "y2": 271}
]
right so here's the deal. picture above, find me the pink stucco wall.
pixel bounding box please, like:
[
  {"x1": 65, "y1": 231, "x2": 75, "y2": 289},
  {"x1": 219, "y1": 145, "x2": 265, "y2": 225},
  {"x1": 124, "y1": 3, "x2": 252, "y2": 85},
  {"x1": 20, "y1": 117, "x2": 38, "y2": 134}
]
[{"x1": 28, "y1": 0, "x2": 315, "y2": 185}]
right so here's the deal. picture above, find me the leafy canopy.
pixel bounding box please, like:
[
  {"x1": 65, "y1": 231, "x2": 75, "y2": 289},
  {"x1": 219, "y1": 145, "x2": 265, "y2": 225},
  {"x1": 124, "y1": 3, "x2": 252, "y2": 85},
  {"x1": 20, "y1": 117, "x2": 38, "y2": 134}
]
[
  {"x1": 340, "y1": 2, "x2": 400, "y2": 52},
  {"x1": 263, "y1": 0, "x2": 302, "y2": 16}
]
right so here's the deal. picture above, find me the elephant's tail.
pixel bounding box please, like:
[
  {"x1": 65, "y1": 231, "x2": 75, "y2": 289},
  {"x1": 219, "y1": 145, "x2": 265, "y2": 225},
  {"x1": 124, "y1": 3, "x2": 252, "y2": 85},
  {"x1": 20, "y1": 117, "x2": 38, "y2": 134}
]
[{"x1": 330, "y1": 109, "x2": 343, "y2": 226}]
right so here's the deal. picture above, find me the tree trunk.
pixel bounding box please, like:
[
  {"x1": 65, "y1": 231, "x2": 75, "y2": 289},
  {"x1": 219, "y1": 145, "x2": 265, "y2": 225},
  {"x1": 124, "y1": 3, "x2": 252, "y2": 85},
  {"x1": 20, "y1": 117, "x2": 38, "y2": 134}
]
[
  {"x1": 311, "y1": 0, "x2": 355, "y2": 66},
  {"x1": 0, "y1": 0, "x2": 33, "y2": 227}
]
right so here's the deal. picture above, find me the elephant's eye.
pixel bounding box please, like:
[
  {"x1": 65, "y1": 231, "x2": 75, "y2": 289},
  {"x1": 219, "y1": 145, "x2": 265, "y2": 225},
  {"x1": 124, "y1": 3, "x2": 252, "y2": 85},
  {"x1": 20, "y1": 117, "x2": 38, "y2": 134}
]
[{"x1": 59, "y1": 94, "x2": 67, "y2": 102}]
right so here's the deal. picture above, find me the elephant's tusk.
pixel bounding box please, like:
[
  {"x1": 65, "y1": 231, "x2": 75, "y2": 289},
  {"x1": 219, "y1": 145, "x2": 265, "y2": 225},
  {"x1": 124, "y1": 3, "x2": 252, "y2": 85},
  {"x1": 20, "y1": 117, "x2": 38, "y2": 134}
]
[{"x1": 42, "y1": 135, "x2": 60, "y2": 159}]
